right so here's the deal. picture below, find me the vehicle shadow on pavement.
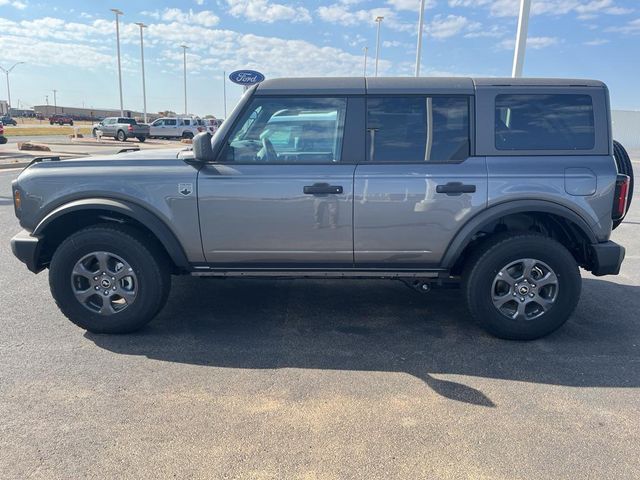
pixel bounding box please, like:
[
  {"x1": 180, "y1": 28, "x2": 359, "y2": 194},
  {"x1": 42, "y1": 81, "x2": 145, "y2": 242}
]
[{"x1": 87, "y1": 277, "x2": 640, "y2": 408}]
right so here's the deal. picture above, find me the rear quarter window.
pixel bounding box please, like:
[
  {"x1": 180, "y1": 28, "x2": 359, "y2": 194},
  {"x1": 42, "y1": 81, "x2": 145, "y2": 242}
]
[{"x1": 495, "y1": 94, "x2": 595, "y2": 151}]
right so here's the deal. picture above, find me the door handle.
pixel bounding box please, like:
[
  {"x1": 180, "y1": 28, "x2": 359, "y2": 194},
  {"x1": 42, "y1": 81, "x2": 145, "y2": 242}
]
[
  {"x1": 303, "y1": 183, "x2": 343, "y2": 195},
  {"x1": 436, "y1": 182, "x2": 476, "y2": 196}
]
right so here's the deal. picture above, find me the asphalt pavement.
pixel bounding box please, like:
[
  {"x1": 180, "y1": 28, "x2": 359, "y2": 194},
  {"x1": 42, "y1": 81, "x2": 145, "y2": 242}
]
[{"x1": 1, "y1": 166, "x2": 639, "y2": 479}]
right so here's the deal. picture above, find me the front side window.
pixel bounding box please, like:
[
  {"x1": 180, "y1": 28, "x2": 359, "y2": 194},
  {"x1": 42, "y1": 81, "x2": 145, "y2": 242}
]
[
  {"x1": 165, "y1": 119, "x2": 177, "y2": 126},
  {"x1": 221, "y1": 97, "x2": 347, "y2": 164},
  {"x1": 152, "y1": 119, "x2": 164, "y2": 126},
  {"x1": 495, "y1": 94, "x2": 595, "y2": 151},
  {"x1": 367, "y1": 96, "x2": 470, "y2": 163}
]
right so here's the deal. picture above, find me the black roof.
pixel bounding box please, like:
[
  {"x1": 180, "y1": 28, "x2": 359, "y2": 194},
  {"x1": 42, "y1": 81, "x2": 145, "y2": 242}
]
[{"x1": 255, "y1": 77, "x2": 606, "y2": 95}]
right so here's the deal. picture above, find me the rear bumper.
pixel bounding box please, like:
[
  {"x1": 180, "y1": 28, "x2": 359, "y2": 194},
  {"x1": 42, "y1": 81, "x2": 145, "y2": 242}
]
[
  {"x1": 10, "y1": 230, "x2": 44, "y2": 273},
  {"x1": 589, "y1": 240, "x2": 625, "y2": 276}
]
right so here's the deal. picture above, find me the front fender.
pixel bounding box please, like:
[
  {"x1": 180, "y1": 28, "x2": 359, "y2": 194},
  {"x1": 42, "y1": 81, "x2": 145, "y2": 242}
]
[{"x1": 33, "y1": 198, "x2": 190, "y2": 270}]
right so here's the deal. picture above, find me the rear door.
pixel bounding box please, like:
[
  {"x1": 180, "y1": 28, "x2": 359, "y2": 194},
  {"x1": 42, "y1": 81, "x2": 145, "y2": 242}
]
[
  {"x1": 354, "y1": 94, "x2": 487, "y2": 268},
  {"x1": 198, "y1": 95, "x2": 363, "y2": 268}
]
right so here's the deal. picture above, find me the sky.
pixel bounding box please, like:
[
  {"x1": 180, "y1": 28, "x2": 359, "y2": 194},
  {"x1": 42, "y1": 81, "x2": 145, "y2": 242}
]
[{"x1": 0, "y1": 0, "x2": 638, "y2": 117}]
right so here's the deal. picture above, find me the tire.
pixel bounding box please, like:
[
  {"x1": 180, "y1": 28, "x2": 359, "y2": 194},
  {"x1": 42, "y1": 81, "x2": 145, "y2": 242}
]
[
  {"x1": 49, "y1": 224, "x2": 171, "y2": 334},
  {"x1": 0, "y1": 136, "x2": 7, "y2": 145},
  {"x1": 182, "y1": 131, "x2": 194, "y2": 140},
  {"x1": 58, "y1": 121, "x2": 64, "y2": 126},
  {"x1": 137, "y1": 136, "x2": 146, "y2": 143},
  {"x1": 49, "y1": 121, "x2": 54, "y2": 125},
  {"x1": 463, "y1": 234, "x2": 581, "y2": 340},
  {"x1": 69, "y1": 120, "x2": 74, "y2": 126},
  {"x1": 116, "y1": 130, "x2": 127, "y2": 142},
  {"x1": 613, "y1": 140, "x2": 634, "y2": 229}
]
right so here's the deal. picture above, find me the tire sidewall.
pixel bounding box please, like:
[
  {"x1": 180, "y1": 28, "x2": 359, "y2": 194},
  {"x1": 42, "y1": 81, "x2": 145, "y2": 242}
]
[
  {"x1": 466, "y1": 236, "x2": 581, "y2": 340},
  {"x1": 50, "y1": 228, "x2": 167, "y2": 333}
]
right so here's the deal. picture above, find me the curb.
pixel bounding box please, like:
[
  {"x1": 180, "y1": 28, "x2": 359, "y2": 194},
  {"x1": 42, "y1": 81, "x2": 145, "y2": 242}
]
[{"x1": 0, "y1": 161, "x2": 29, "y2": 170}]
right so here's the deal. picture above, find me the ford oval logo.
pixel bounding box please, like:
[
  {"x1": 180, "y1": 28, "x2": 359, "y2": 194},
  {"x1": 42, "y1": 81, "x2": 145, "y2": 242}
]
[{"x1": 229, "y1": 70, "x2": 265, "y2": 86}]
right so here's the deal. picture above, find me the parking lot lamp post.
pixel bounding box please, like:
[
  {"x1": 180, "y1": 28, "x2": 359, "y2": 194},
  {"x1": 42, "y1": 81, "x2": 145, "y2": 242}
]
[
  {"x1": 415, "y1": 0, "x2": 426, "y2": 77},
  {"x1": 512, "y1": 0, "x2": 531, "y2": 77},
  {"x1": 180, "y1": 45, "x2": 189, "y2": 115},
  {"x1": 110, "y1": 8, "x2": 124, "y2": 116},
  {"x1": 374, "y1": 16, "x2": 384, "y2": 77},
  {"x1": 363, "y1": 47, "x2": 368, "y2": 76},
  {"x1": 0, "y1": 62, "x2": 25, "y2": 112},
  {"x1": 53, "y1": 89, "x2": 57, "y2": 114},
  {"x1": 135, "y1": 22, "x2": 148, "y2": 123}
]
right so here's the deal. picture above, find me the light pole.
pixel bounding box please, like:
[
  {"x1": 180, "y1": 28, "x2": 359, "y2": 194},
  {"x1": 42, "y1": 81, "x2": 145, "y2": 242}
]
[
  {"x1": 512, "y1": 0, "x2": 531, "y2": 77},
  {"x1": 110, "y1": 8, "x2": 124, "y2": 116},
  {"x1": 223, "y1": 71, "x2": 227, "y2": 119},
  {"x1": 180, "y1": 45, "x2": 189, "y2": 115},
  {"x1": 0, "y1": 62, "x2": 25, "y2": 112},
  {"x1": 52, "y1": 89, "x2": 57, "y2": 114},
  {"x1": 363, "y1": 46, "x2": 368, "y2": 76},
  {"x1": 374, "y1": 16, "x2": 384, "y2": 77},
  {"x1": 135, "y1": 22, "x2": 148, "y2": 123},
  {"x1": 415, "y1": 0, "x2": 427, "y2": 77}
]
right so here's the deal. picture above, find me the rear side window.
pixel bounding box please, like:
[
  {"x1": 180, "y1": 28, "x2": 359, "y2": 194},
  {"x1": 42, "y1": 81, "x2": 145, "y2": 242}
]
[
  {"x1": 367, "y1": 96, "x2": 470, "y2": 163},
  {"x1": 119, "y1": 118, "x2": 136, "y2": 125},
  {"x1": 495, "y1": 94, "x2": 595, "y2": 151},
  {"x1": 165, "y1": 119, "x2": 177, "y2": 126}
]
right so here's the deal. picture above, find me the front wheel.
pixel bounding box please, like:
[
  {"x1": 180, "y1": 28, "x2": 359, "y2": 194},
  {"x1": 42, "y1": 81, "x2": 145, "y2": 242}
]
[
  {"x1": 182, "y1": 131, "x2": 194, "y2": 140},
  {"x1": 463, "y1": 234, "x2": 581, "y2": 340},
  {"x1": 116, "y1": 130, "x2": 127, "y2": 142},
  {"x1": 49, "y1": 224, "x2": 171, "y2": 333},
  {"x1": 137, "y1": 136, "x2": 146, "y2": 143}
]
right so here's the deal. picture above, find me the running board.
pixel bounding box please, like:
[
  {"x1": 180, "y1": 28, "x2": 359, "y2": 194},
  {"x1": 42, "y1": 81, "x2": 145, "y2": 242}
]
[{"x1": 190, "y1": 269, "x2": 444, "y2": 279}]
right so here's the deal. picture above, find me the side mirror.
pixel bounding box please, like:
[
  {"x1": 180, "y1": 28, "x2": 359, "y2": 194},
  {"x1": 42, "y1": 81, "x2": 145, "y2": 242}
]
[{"x1": 193, "y1": 132, "x2": 215, "y2": 162}]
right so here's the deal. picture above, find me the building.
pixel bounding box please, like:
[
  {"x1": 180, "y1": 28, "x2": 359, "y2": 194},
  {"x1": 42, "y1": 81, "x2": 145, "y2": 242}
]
[{"x1": 33, "y1": 105, "x2": 145, "y2": 121}]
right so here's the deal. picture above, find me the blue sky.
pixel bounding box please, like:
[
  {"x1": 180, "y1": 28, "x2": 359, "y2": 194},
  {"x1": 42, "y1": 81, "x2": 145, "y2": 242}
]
[{"x1": 0, "y1": 0, "x2": 638, "y2": 117}]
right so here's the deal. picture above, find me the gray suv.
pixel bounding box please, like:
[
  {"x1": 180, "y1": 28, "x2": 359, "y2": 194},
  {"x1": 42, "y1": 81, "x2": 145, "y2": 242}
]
[{"x1": 10, "y1": 77, "x2": 633, "y2": 340}]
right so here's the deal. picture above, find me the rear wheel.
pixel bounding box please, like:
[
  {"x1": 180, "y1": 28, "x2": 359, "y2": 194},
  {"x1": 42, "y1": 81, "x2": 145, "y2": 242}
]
[
  {"x1": 116, "y1": 130, "x2": 127, "y2": 142},
  {"x1": 463, "y1": 234, "x2": 581, "y2": 340},
  {"x1": 137, "y1": 136, "x2": 146, "y2": 143},
  {"x1": 49, "y1": 225, "x2": 171, "y2": 334},
  {"x1": 182, "y1": 131, "x2": 194, "y2": 140}
]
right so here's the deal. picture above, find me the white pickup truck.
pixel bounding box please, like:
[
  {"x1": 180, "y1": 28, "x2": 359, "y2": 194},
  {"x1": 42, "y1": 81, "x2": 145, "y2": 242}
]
[{"x1": 148, "y1": 117, "x2": 207, "y2": 140}]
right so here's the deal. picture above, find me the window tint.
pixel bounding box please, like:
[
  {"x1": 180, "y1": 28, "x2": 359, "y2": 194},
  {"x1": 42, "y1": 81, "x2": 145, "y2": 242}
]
[
  {"x1": 495, "y1": 94, "x2": 595, "y2": 151},
  {"x1": 119, "y1": 118, "x2": 136, "y2": 125},
  {"x1": 165, "y1": 119, "x2": 177, "y2": 126},
  {"x1": 367, "y1": 96, "x2": 470, "y2": 163},
  {"x1": 222, "y1": 97, "x2": 347, "y2": 164}
]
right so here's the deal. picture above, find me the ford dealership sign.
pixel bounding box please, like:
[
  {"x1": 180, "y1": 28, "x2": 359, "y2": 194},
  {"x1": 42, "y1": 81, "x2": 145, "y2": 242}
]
[{"x1": 229, "y1": 70, "x2": 265, "y2": 86}]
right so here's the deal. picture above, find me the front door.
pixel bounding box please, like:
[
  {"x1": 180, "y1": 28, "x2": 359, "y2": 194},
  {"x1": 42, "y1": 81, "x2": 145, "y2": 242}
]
[
  {"x1": 198, "y1": 96, "x2": 361, "y2": 268},
  {"x1": 354, "y1": 95, "x2": 487, "y2": 268}
]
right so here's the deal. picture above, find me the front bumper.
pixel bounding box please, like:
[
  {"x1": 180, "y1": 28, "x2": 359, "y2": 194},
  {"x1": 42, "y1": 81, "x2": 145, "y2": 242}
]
[
  {"x1": 589, "y1": 240, "x2": 625, "y2": 276},
  {"x1": 10, "y1": 230, "x2": 44, "y2": 273}
]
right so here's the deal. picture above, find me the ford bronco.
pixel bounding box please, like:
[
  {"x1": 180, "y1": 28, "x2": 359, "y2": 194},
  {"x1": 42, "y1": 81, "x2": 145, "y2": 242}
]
[{"x1": 10, "y1": 77, "x2": 633, "y2": 339}]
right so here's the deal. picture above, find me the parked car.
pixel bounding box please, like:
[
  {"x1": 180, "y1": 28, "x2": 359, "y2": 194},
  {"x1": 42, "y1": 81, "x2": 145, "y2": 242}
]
[
  {"x1": 10, "y1": 77, "x2": 633, "y2": 339},
  {"x1": 49, "y1": 114, "x2": 74, "y2": 126},
  {"x1": 0, "y1": 115, "x2": 17, "y2": 126},
  {"x1": 202, "y1": 118, "x2": 223, "y2": 135},
  {"x1": 92, "y1": 117, "x2": 150, "y2": 142},
  {"x1": 0, "y1": 121, "x2": 6, "y2": 144},
  {"x1": 148, "y1": 117, "x2": 205, "y2": 139}
]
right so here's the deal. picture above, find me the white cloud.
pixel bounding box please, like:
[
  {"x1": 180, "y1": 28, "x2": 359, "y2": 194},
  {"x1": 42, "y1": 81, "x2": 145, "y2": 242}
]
[
  {"x1": 449, "y1": 0, "x2": 632, "y2": 19},
  {"x1": 584, "y1": 38, "x2": 609, "y2": 45},
  {"x1": 159, "y1": 8, "x2": 219, "y2": 27},
  {"x1": 499, "y1": 36, "x2": 560, "y2": 49},
  {"x1": 0, "y1": 0, "x2": 27, "y2": 9},
  {"x1": 317, "y1": 4, "x2": 411, "y2": 31},
  {"x1": 614, "y1": 18, "x2": 640, "y2": 34},
  {"x1": 426, "y1": 14, "x2": 470, "y2": 39},
  {"x1": 386, "y1": 0, "x2": 436, "y2": 11},
  {"x1": 225, "y1": 0, "x2": 311, "y2": 23}
]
